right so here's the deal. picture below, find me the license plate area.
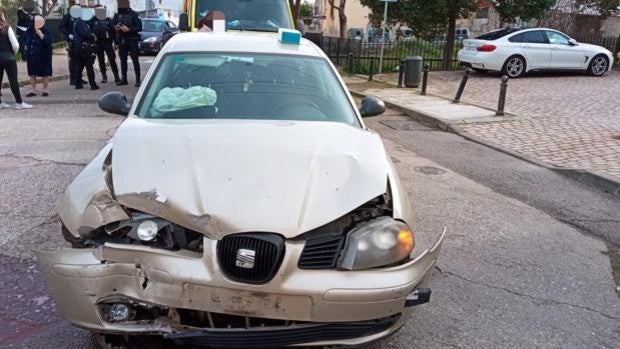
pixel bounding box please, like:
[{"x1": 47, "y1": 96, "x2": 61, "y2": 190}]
[{"x1": 182, "y1": 284, "x2": 313, "y2": 321}]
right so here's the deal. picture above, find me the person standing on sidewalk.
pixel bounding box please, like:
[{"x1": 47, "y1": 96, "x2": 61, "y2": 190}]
[
  {"x1": 91, "y1": 5, "x2": 120, "y2": 84},
  {"x1": 23, "y1": 15, "x2": 53, "y2": 97},
  {"x1": 59, "y1": 3, "x2": 81, "y2": 86},
  {"x1": 15, "y1": 0, "x2": 35, "y2": 59},
  {"x1": 113, "y1": 0, "x2": 142, "y2": 87},
  {"x1": 0, "y1": 7, "x2": 32, "y2": 109},
  {"x1": 72, "y1": 4, "x2": 98, "y2": 90}
]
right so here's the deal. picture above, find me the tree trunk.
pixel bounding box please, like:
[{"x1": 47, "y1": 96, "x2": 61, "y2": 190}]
[
  {"x1": 443, "y1": 1, "x2": 457, "y2": 70},
  {"x1": 338, "y1": 0, "x2": 347, "y2": 38},
  {"x1": 289, "y1": 0, "x2": 301, "y2": 22}
]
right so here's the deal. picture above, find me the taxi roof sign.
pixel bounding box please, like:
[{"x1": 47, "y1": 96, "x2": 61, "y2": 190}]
[{"x1": 278, "y1": 28, "x2": 301, "y2": 45}]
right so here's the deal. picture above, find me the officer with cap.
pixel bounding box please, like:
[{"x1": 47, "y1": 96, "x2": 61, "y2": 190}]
[
  {"x1": 59, "y1": 2, "x2": 82, "y2": 86},
  {"x1": 73, "y1": 1, "x2": 98, "y2": 90},
  {"x1": 91, "y1": 5, "x2": 120, "y2": 83},
  {"x1": 16, "y1": 0, "x2": 35, "y2": 58},
  {"x1": 113, "y1": 0, "x2": 142, "y2": 87}
]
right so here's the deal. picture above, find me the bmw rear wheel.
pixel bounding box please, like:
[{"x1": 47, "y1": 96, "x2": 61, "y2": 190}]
[
  {"x1": 502, "y1": 56, "x2": 526, "y2": 78},
  {"x1": 587, "y1": 55, "x2": 608, "y2": 77}
]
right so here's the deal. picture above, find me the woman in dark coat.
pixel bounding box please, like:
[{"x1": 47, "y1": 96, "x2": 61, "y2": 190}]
[{"x1": 23, "y1": 15, "x2": 52, "y2": 97}]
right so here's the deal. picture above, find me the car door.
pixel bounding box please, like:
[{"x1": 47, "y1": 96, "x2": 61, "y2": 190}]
[
  {"x1": 508, "y1": 30, "x2": 551, "y2": 69},
  {"x1": 162, "y1": 21, "x2": 175, "y2": 45},
  {"x1": 545, "y1": 30, "x2": 584, "y2": 70}
]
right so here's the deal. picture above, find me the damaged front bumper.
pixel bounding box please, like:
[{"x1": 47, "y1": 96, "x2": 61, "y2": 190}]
[{"x1": 36, "y1": 230, "x2": 444, "y2": 347}]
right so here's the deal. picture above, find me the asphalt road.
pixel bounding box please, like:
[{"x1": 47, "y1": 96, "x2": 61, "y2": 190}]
[{"x1": 0, "y1": 67, "x2": 618, "y2": 348}]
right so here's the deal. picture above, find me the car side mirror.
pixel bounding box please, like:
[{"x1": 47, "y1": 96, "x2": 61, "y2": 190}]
[
  {"x1": 99, "y1": 92, "x2": 131, "y2": 116},
  {"x1": 568, "y1": 38, "x2": 578, "y2": 46},
  {"x1": 179, "y1": 13, "x2": 190, "y2": 32},
  {"x1": 359, "y1": 96, "x2": 385, "y2": 117}
]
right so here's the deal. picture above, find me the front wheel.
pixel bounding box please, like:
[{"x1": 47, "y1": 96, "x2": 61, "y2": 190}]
[
  {"x1": 587, "y1": 55, "x2": 609, "y2": 76},
  {"x1": 502, "y1": 56, "x2": 526, "y2": 78}
]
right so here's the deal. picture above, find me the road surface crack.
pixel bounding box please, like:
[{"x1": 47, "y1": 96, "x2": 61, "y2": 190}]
[
  {"x1": 439, "y1": 268, "x2": 619, "y2": 320},
  {"x1": 1, "y1": 153, "x2": 86, "y2": 167}
]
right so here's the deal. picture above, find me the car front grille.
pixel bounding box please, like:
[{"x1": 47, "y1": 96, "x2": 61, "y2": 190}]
[
  {"x1": 216, "y1": 233, "x2": 285, "y2": 284},
  {"x1": 166, "y1": 314, "x2": 400, "y2": 348},
  {"x1": 298, "y1": 234, "x2": 345, "y2": 269}
]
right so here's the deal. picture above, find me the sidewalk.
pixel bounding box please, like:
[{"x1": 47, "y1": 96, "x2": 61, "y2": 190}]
[{"x1": 344, "y1": 73, "x2": 620, "y2": 195}]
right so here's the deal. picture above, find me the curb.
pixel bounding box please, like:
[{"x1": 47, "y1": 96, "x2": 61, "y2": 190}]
[{"x1": 350, "y1": 88, "x2": 620, "y2": 197}]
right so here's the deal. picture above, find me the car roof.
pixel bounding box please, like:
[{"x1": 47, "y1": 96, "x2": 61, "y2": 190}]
[{"x1": 162, "y1": 32, "x2": 324, "y2": 57}]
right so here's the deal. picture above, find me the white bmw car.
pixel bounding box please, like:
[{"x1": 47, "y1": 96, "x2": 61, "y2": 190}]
[{"x1": 457, "y1": 27, "x2": 614, "y2": 78}]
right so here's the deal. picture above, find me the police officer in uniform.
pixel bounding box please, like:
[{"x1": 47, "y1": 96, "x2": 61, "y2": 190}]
[
  {"x1": 73, "y1": 3, "x2": 98, "y2": 90},
  {"x1": 90, "y1": 5, "x2": 119, "y2": 83},
  {"x1": 113, "y1": 0, "x2": 142, "y2": 87},
  {"x1": 16, "y1": 0, "x2": 35, "y2": 59},
  {"x1": 59, "y1": 3, "x2": 81, "y2": 86}
]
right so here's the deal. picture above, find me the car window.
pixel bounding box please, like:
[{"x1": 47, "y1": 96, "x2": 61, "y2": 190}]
[
  {"x1": 142, "y1": 20, "x2": 164, "y2": 32},
  {"x1": 167, "y1": 21, "x2": 177, "y2": 29},
  {"x1": 509, "y1": 30, "x2": 547, "y2": 44},
  {"x1": 136, "y1": 53, "x2": 359, "y2": 126},
  {"x1": 195, "y1": 0, "x2": 291, "y2": 32},
  {"x1": 476, "y1": 28, "x2": 522, "y2": 40},
  {"x1": 545, "y1": 31, "x2": 570, "y2": 45}
]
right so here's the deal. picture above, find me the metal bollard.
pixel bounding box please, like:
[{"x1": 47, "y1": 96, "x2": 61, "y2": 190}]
[
  {"x1": 421, "y1": 64, "x2": 429, "y2": 95},
  {"x1": 397, "y1": 59, "x2": 405, "y2": 87},
  {"x1": 496, "y1": 75, "x2": 509, "y2": 116},
  {"x1": 452, "y1": 68, "x2": 472, "y2": 103},
  {"x1": 368, "y1": 58, "x2": 375, "y2": 81},
  {"x1": 348, "y1": 53, "x2": 354, "y2": 76}
]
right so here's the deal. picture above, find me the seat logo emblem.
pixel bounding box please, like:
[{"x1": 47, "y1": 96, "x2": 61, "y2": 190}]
[{"x1": 235, "y1": 249, "x2": 256, "y2": 269}]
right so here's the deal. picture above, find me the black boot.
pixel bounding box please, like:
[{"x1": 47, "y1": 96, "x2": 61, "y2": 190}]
[
  {"x1": 101, "y1": 74, "x2": 108, "y2": 84},
  {"x1": 116, "y1": 78, "x2": 128, "y2": 86},
  {"x1": 90, "y1": 84, "x2": 100, "y2": 90},
  {"x1": 134, "y1": 80, "x2": 141, "y2": 88}
]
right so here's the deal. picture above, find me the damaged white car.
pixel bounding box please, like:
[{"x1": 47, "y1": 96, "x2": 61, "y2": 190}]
[{"x1": 36, "y1": 31, "x2": 445, "y2": 348}]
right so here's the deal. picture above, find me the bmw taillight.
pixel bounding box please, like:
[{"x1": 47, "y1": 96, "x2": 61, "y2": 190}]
[{"x1": 477, "y1": 44, "x2": 497, "y2": 52}]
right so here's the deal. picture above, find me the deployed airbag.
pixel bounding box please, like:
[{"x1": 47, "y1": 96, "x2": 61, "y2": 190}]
[{"x1": 153, "y1": 86, "x2": 217, "y2": 113}]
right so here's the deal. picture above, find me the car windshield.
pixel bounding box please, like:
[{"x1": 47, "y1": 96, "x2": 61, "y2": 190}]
[
  {"x1": 136, "y1": 53, "x2": 359, "y2": 126},
  {"x1": 476, "y1": 27, "x2": 522, "y2": 40},
  {"x1": 194, "y1": 0, "x2": 291, "y2": 32},
  {"x1": 142, "y1": 20, "x2": 164, "y2": 32}
]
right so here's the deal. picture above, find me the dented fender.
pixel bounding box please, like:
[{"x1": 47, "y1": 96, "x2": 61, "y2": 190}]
[{"x1": 57, "y1": 143, "x2": 129, "y2": 238}]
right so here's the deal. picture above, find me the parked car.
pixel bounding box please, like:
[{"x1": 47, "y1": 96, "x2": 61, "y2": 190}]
[
  {"x1": 457, "y1": 27, "x2": 613, "y2": 78},
  {"x1": 36, "y1": 31, "x2": 445, "y2": 348},
  {"x1": 139, "y1": 17, "x2": 179, "y2": 54}
]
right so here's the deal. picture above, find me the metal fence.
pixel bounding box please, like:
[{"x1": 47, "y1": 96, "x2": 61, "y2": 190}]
[
  {"x1": 306, "y1": 33, "x2": 620, "y2": 73},
  {"x1": 305, "y1": 33, "x2": 460, "y2": 74}
]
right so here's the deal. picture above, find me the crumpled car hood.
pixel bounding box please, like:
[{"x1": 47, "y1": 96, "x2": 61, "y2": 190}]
[{"x1": 111, "y1": 118, "x2": 389, "y2": 239}]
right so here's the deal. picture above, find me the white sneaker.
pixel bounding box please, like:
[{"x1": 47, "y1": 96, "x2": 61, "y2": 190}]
[
  {"x1": 0, "y1": 102, "x2": 10, "y2": 109},
  {"x1": 15, "y1": 102, "x2": 33, "y2": 109}
]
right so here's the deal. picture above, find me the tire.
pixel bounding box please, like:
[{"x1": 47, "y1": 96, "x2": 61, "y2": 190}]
[
  {"x1": 587, "y1": 54, "x2": 609, "y2": 76},
  {"x1": 502, "y1": 55, "x2": 526, "y2": 78}
]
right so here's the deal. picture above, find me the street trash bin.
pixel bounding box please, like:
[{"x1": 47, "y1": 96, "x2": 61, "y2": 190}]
[{"x1": 403, "y1": 56, "x2": 423, "y2": 88}]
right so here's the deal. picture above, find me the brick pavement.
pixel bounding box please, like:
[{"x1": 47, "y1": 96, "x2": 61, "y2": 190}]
[{"x1": 367, "y1": 70, "x2": 620, "y2": 181}]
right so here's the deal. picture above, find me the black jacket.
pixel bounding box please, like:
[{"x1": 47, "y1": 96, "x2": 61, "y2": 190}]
[
  {"x1": 16, "y1": 9, "x2": 33, "y2": 36},
  {"x1": 90, "y1": 17, "x2": 117, "y2": 44},
  {"x1": 59, "y1": 13, "x2": 76, "y2": 42},
  {"x1": 112, "y1": 9, "x2": 142, "y2": 41},
  {"x1": 73, "y1": 18, "x2": 96, "y2": 48}
]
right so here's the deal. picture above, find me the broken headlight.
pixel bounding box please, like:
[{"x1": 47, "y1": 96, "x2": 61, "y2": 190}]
[
  {"x1": 69, "y1": 212, "x2": 204, "y2": 252},
  {"x1": 338, "y1": 216, "x2": 414, "y2": 270}
]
